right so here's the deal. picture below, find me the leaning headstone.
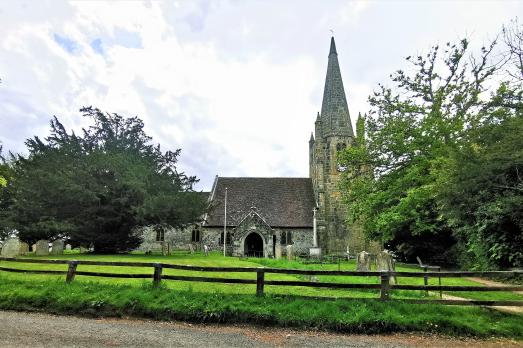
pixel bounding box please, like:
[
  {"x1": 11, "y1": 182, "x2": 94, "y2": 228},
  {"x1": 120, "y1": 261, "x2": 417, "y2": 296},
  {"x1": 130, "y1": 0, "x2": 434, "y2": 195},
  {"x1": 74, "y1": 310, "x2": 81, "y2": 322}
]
[
  {"x1": 286, "y1": 245, "x2": 293, "y2": 261},
  {"x1": 376, "y1": 250, "x2": 397, "y2": 284},
  {"x1": 35, "y1": 240, "x2": 49, "y2": 256},
  {"x1": 19, "y1": 242, "x2": 30, "y2": 256},
  {"x1": 51, "y1": 240, "x2": 64, "y2": 255},
  {"x1": 65, "y1": 244, "x2": 72, "y2": 251},
  {"x1": 275, "y1": 243, "x2": 282, "y2": 259},
  {"x1": 1, "y1": 238, "x2": 20, "y2": 258},
  {"x1": 356, "y1": 251, "x2": 371, "y2": 271}
]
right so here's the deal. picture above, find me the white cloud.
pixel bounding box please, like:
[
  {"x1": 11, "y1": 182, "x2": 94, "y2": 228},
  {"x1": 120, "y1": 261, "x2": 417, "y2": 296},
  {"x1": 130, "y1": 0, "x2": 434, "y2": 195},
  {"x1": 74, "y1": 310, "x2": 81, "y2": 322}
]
[{"x1": 0, "y1": 0, "x2": 521, "y2": 190}]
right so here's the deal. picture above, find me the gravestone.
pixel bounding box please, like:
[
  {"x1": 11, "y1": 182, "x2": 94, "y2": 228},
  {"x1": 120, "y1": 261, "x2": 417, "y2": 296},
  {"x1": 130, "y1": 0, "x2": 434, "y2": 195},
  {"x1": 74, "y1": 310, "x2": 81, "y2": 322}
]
[
  {"x1": 356, "y1": 251, "x2": 371, "y2": 271},
  {"x1": 376, "y1": 250, "x2": 397, "y2": 284},
  {"x1": 35, "y1": 240, "x2": 49, "y2": 256},
  {"x1": 1, "y1": 238, "x2": 20, "y2": 258},
  {"x1": 65, "y1": 244, "x2": 72, "y2": 251},
  {"x1": 51, "y1": 240, "x2": 64, "y2": 255},
  {"x1": 19, "y1": 242, "x2": 29, "y2": 256},
  {"x1": 35, "y1": 239, "x2": 49, "y2": 256},
  {"x1": 31, "y1": 244, "x2": 36, "y2": 252},
  {"x1": 286, "y1": 245, "x2": 293, "y2": 261},
  {"x1": 275, "y1": 243, "x2": 282, "y2": 259},
  {"x1": 79, "y1": 246, "x2": 88, "y2": 253},
  {"x1": 189, "y1": 243, "x2": 195, "y2": 254},
  {"x1": 161, "y1": 242, "x2": 170, "y2": 256}
]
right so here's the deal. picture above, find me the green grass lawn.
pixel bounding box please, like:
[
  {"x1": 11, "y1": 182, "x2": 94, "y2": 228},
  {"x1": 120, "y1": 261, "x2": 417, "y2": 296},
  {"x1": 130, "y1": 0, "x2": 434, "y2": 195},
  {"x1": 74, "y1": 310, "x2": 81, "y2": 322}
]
[
  {"x1": 0, "y1": 251, "x2": 522, "y2": 338},
  {"x1": 1, "y1": 251, "x2": 521, "y2": 301}
]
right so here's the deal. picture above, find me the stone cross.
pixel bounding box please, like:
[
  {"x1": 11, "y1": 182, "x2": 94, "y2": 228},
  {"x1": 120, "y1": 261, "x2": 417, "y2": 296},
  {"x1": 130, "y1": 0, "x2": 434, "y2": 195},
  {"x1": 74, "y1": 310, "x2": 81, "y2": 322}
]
[
  {"x1": 0, "y1": 238, "x2": 20, "y2": 258},
  {"x1": 51, "y1": 240, "x2": 64, "y2": 255},
  {"x1": 35, "y1": 240, "x2": 49, "y2": 256},
  {"x1": 356, "y1": 251, "x2": 371, "y2": 271}
]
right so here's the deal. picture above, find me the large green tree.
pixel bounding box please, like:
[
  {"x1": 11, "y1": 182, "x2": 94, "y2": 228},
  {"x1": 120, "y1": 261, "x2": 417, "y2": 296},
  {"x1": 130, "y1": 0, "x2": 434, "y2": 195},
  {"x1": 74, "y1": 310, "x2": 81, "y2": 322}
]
[
  {"x1": 339, "y1": 23, "x2": 522, "y2": 267},
  {"x1": 5, "y1": 107, "x2": 207, "y2": 252}
]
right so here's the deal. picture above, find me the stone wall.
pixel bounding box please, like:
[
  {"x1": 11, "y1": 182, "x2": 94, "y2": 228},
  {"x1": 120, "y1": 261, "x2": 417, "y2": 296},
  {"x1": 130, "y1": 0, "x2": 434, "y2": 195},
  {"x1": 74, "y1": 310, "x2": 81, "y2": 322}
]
[{"x1": 137, "y1": 225, "x2": 199, "y2": 252}]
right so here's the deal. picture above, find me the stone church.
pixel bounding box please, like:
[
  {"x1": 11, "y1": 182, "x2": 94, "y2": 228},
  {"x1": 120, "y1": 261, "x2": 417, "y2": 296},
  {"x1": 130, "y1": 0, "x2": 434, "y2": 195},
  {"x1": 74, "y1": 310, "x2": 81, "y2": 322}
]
[{"x1": 140, "y1": 37, "x2": 371, "y2": 257}]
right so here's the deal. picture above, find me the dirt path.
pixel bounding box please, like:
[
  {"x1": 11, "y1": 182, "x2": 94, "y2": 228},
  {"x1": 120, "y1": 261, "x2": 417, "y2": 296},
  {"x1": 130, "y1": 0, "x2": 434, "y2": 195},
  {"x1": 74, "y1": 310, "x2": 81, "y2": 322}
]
[
  {"x1": 0, "y1": 310, "x2": 521, "y2": 348},
  {"x1": 432, "y1": 276, "x2": 523, "y2": 315}
]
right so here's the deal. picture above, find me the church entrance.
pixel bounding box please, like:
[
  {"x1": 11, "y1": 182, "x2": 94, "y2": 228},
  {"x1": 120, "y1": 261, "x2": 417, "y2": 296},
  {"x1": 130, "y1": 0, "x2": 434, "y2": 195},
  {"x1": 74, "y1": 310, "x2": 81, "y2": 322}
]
[{"x1": 244, "y1": 232, "x2": 264, "y2": 257}]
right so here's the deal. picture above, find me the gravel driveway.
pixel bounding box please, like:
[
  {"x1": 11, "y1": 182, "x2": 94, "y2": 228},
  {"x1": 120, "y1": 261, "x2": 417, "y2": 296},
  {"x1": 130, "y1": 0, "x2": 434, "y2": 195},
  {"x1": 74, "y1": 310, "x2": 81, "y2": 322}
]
[{"x1": 0, "y1": 310, "x2": 520, "y2": 347}]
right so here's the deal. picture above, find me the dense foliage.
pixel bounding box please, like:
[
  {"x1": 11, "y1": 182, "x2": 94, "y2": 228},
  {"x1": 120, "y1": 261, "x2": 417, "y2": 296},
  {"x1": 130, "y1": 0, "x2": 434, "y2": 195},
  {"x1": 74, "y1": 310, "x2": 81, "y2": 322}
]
[
  {"x1": 1, "y1": 107, "x2": 207, "y2": 252},
  {"x1": 339, "y1": 21, "x2": 522, "y2": 268}
]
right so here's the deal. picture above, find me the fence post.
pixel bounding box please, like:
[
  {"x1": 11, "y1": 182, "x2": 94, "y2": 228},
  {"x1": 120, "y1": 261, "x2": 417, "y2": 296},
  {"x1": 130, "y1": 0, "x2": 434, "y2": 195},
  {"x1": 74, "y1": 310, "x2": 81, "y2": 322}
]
[
  {"x1": 423, "y1": 266, "x2": 429, "y2": 296},
  {"x1": 380, "y1": 272, "x2": 390, "y2": 301},
  {"x1": 256, "y1": 270, "x2": 265, "y2": 297},
  {"x1": 153, "y1": 263, "x2": 163, "y2": 287},
  {"x1": 66, "y1": 261, "x2": 78, "y2": 283}
]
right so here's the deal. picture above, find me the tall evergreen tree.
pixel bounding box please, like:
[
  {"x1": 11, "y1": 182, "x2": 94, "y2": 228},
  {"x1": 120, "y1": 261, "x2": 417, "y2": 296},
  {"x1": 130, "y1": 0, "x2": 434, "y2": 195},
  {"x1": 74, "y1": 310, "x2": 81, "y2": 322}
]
[{"x1": 5, "y1": 107, "x2": 207, "y2": 252}]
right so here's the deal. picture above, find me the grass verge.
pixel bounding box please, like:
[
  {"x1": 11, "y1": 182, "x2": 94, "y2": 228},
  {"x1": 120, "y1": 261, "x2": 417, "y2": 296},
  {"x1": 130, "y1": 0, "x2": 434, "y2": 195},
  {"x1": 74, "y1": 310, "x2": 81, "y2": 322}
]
[{"x1": 0, "y1": 273, "x2": 522, "y2": 339}]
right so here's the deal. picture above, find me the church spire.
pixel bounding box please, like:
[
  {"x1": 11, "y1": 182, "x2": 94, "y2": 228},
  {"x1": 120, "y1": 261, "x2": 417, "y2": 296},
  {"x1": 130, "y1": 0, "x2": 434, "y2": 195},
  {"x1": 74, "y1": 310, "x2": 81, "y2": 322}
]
[{"x1": 320, "y1": 36, "x2": 354, "y2": 138}]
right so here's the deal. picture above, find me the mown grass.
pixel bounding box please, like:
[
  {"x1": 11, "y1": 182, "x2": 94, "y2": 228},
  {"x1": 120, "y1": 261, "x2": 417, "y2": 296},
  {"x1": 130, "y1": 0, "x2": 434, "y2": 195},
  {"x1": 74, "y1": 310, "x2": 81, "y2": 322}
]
[
  {"x1": 1, "y1": 251, "x2": 522, "y2": 301},
  {"x1": 0, "y1": 273, "x2": 522, "y2": 339},
  {"x1": 0, "y1": 251, "x2": 522, "y2": 338}
]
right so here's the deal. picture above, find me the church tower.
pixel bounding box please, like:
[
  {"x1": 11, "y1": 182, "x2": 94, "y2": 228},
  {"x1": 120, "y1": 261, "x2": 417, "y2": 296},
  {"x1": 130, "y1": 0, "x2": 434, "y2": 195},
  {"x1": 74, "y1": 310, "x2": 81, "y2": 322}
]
[{"x1": 309, "y1": 37, "x2": 362, "y2": 254}]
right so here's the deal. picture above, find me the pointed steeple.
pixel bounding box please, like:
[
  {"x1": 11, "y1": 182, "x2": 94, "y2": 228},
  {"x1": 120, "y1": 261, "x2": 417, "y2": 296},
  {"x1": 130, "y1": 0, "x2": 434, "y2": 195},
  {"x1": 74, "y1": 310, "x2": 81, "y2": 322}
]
[
  {"x1": 309, "y1": 132, "x2": 315, "y2": 142},
  {"x1": 320, "y1": 37, "x2": 354, "y2": 138}
]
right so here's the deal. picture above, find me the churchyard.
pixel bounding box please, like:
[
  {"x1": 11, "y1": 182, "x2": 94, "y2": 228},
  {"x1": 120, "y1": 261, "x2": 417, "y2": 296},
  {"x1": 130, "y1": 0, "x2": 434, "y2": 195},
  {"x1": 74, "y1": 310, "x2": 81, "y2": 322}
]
[{"x1": 0, "y1": 250, "x2": 522, "y2": 339}]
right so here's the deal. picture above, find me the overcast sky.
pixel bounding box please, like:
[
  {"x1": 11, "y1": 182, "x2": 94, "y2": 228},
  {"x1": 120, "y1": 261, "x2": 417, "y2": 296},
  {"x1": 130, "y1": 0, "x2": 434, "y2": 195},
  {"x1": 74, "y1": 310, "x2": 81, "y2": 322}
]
[{"x1": 0, "y1": 0, "x2": 520, "y2": 190}]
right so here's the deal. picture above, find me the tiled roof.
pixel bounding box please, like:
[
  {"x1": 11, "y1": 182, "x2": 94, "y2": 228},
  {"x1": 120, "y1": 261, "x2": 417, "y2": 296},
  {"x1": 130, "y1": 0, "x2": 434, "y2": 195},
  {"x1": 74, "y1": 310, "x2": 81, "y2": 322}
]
[{"x1": 205, "y1": 177, "x2": 315, "y2": 228}]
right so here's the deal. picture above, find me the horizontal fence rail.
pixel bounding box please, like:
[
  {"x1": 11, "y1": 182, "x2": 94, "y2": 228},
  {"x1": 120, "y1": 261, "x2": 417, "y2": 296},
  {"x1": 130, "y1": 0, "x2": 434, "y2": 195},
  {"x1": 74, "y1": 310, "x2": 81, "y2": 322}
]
[{"x1": 0, "y1": 257, "x2": 522, "y2": 307}]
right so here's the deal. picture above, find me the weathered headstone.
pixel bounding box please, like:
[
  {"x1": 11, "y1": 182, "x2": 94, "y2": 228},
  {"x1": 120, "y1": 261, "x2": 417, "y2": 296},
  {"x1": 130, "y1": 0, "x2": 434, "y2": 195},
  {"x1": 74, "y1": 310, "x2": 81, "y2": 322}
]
[
  {"x1": 376, "y1": 250, "x2": 397, "y2": 284},
  {"x1": 275, "y1": 243, "x2": 282, "y2": 259},
  {"x1": 19, "y1": 242, "x2": 29, "y2": 256},
  {"x1": 286, "y1": 245, "x2": 293, "y2": 261},
  {"x1": 356, "y1": 251, "x2": 371, "y2": 271},
  {"x1": 1, "y1": 238, "x2": 20, "y2": 258},
  {"x1": 189, "y1": 243, "x2": 195, "y2": 254},
  {"x1": 65, "y1": 244, "x2": 72, "y2": 251},
  {"x1": 79, "y1": 246, "x2": 88, "y2": 253},
  {"x1": 35, "y1": 240, "x2": 49, "y2": 256},
  {"x1": 51, "y1": 240, "x2": 64, "y2": 255},
  {"x1": 161, "y1": 242, "x2": 170, "y2": 256}
]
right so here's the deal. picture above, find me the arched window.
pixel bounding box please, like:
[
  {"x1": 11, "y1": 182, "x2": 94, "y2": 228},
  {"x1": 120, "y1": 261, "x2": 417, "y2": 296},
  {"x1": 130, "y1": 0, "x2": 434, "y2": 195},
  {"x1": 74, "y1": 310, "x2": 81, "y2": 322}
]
[
  {"x1": 191, "y1": 229, "x2": 200, "y2": 242},
  {"x1": 155, "y1": 229, "x2": 165, "y2": 242}
]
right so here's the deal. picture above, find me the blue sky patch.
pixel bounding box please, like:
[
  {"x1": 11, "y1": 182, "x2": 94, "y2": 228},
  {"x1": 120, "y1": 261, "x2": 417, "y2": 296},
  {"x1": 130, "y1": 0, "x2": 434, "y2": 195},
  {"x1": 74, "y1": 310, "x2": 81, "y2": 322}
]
[
  {"x1": 53, "y1": 33, "x2": 78, "y2": 53},
  {"x1": 91, "y1": 38, "x2": 104, "y2": 55},
  {"x1": 114, "y1": 28, "x2": 142, "y2": 49}
]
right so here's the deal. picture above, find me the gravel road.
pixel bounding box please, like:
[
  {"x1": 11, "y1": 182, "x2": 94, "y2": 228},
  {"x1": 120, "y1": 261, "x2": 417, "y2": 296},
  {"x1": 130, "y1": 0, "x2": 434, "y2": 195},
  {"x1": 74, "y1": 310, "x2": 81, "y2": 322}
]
[{"x1": 0, "y1": 310, "x2": 520, "y2": 348}]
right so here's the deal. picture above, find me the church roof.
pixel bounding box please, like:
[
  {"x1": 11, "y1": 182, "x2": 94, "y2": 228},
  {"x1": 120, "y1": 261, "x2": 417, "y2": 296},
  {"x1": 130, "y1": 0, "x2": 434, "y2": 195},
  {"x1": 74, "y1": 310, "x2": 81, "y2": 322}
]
[
  {"x1": 320, "y1": 36, "x2": 354, "y2": 137},
  {"x1": 204, "y1": 177, "x2": 315, "y2": 228}
]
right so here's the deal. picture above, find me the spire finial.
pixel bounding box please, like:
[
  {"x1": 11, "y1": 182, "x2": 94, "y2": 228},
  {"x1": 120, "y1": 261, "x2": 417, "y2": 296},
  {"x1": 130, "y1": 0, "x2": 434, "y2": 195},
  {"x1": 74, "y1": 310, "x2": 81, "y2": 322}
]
[{"x1": 329, "y1": 36, "x2": 337, "y2": 56}]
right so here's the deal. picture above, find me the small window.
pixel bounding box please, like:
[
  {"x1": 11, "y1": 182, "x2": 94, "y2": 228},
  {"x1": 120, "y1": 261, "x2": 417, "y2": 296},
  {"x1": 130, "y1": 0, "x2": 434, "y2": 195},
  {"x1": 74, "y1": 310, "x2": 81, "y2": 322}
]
[
  {"x1": 191, "y1": 229, "x2": 200, "y2": 242},
  {"x1": 336, "y1": 143, "x2": 346, "y2": 151},
  {"x1": 156, "y1": 229, "x2": 165, "y2": 242},
  {"x1": 280, "y1": 231, "x2": 292, "y2": 245},
  {"x1": 220, "y1": 232, "x2": 232, "y2": 245}
]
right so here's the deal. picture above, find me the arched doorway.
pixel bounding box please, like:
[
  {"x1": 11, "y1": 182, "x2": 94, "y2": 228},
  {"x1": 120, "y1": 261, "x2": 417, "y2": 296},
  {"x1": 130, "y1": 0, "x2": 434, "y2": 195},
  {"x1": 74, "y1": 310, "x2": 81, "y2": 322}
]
[{"x1": 244, "y1": 232, "x2": 264, "y2": 257}]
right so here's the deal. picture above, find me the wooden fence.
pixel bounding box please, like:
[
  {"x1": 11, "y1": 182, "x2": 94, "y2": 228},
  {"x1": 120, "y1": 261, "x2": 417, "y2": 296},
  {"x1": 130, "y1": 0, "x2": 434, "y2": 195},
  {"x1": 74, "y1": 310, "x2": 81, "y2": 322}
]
[{"x1": 1, "y1": 257, "x2": 522, "y2": 307}]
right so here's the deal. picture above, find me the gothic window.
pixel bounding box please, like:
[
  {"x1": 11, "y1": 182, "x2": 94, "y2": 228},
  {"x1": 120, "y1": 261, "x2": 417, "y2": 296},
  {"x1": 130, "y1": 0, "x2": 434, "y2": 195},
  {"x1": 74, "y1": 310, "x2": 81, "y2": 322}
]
[
  {"x1": 336, "y1": 143, "x2": 346, "y2": 151},
  {"x1": 191, "y1": 229, "x2": 200, "y2": 242},
  {"x1": 155, "y1": 229, "x2": 165, "y2": 242},
  {"x1": 280, "y1": 231, "x2": 292, "y2": 245},
  {"x1": 220, "y1": 232, "x2": 232, "y2": 245}
]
